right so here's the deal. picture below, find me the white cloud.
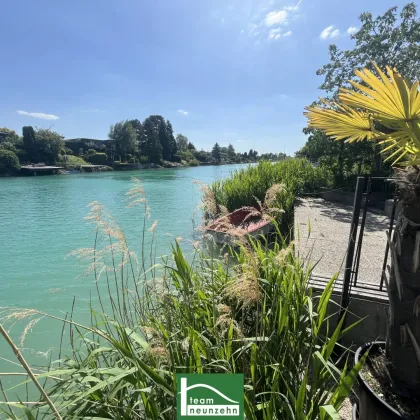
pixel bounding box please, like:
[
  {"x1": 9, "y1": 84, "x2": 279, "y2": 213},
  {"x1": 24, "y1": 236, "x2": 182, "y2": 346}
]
[
  {"x1": 177, "y1": 110, "x2": 189, "y2": 116},
  {"x1": 17, "y1": 110, "x2": 59, "y2": 120},
  {"x1": 268, "y1": 28, "x2": 292, "y2": 40},
  {"x1": 320, "y1": 25, "x2": 340, "y2": 40},
  {"x1": 347, "y1": 26, "x2": 358, "y2": 35},
  {"x1": 265, "y1": 10, "x2": 288, "y2": 26},
  {"x1": 268, "y1": 27, "x2": 281, "y2": 39}
]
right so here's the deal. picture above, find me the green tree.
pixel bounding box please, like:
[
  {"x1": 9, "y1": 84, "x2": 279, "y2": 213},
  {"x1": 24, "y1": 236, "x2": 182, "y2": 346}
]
[
  {"x1": 159, "y1": 119, "x2": 172, "y2": 161},
  {"x1": 187, "y1": 142, "x2": 196, "y2": 150},
  {"x1": 0, "y1": 150, "x2": 20, "y2": 173},
  {"x1": 212, "y1": 142, "x2": 221, "y2": 163},
  {"x1": 166, "y1": 121, "x2": 177, "y2": 158},
  {"x1": 176, "y1": 134, "x2": 189, "y2": 152},
  {"x1": 0, "y1": 142, "x2": 18, "y2": 154},
  {"x1": 297, "y1": 129, "x2": 385, "y2": 183},
  {"x1": 305, "y1": 3, "x2": 418, "y2": 179},
  {"x1": 129, "y1": 119, "x2": 144, "y2": 154},
  {"x1": 23, "y1": 126, "x2": 37, "y2": 161},
  {"x1": 142, "y1": 116, "x2": 163, "y2": 164},
  {"x1": 227, "y1": 143, "x2": 235, "y2": 158},
  {"x1": 109, "y1": 121, "x2": 137, "y2": 162},
  {"x1": 0, "y1": 128, "x2": 19, "y2": 144},
  {"x1": 35, "y1": 128, "x2": 65, "y2": 164},
  {"x1": 317, "y1": 3, "x2": 420, "y2": 96}
]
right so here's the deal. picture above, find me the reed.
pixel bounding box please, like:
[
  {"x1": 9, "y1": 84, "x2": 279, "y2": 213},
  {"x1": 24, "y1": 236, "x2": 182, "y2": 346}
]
[
  {"x1": 0, "y1": 177, "x2": 362, "y2": 420},
  {"x1": 206, "y1": 159, "x2": 330, "y2": 236}
]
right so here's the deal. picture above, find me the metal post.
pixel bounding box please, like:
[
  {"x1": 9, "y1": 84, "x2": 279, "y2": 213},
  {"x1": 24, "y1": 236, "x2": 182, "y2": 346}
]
[
  {"x1": 352, "y1": 178, "x2": 371, "y2": 287},
  {"x1": 380, "y1": 195, "x2": 397, "y2": 290},
  {"x1": 338, "y1": 177, "x2": 365, "y2": 323}
]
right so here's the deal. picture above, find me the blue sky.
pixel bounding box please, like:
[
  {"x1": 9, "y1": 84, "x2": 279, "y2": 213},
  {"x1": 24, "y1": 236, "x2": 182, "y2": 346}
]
[{"x1": 0, "y1": 0, "x2": 407, "y2": 154}]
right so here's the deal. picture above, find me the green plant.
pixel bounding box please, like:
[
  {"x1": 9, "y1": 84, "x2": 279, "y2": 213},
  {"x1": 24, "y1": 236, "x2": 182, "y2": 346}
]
[
  {"x1": 0, "y1": 179, "x2": 363, "y2": 419},
  {"x1": 62, "y1": 155, "x2": 88, "y2": 168},
  {"x1": 188, "y1": 158, "x2": 200, "y2": 166},
  {"x1": 306, "y1": 63, "x2": 420, "y2": 402},
  {"x1": 0, "y1": 149, "x2": 21, "y2": 173},
  {"x1": 87, "y1": 152, "x2": 108, "y2": 165},
  {"x1": 207, "y1": 159, "x2": 331, "y2": 236}
]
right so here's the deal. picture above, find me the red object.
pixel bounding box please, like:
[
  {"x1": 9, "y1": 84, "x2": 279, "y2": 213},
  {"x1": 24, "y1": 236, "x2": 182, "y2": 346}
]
[{"x1": 206, "y1": 207, "x2": 270, "y2": 235}]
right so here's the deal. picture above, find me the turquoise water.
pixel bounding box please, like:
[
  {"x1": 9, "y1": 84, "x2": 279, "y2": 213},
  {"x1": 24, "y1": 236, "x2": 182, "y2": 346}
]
[{"x1": 0, "y1": 164, "x2": 245, "y2": 396}]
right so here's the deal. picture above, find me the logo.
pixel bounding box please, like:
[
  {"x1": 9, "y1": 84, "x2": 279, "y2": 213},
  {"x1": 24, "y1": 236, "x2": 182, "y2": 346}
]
[{"x1": 176, "y1": 374, "x2": 244, "y2": 419}]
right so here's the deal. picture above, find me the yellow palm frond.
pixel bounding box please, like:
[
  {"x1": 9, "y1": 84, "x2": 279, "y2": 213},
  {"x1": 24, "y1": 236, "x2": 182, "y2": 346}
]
[
  {"x1": 304, "y1": 101, "x2": 378, "y2": 143},
  {"x1": 304, "y1": 63, "x2": 420, "y2": 166}
]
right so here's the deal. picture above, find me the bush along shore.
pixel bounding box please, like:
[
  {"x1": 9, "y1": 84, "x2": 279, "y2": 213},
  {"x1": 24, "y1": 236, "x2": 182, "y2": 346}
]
[
  {"x1": 0, "y1": 178, "x2": 365, "y2": 419},
  {"x1": 201, "y1": 158, "x2": 332, "y2": 239},
  {"x1": 0, "y1": 117, "x2": 287, "y2": 176}
]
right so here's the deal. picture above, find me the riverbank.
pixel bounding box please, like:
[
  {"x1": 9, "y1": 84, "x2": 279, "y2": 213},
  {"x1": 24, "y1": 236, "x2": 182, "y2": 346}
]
[{"x1": 2, "y1": 160, "x2": 259, "y2": 177}]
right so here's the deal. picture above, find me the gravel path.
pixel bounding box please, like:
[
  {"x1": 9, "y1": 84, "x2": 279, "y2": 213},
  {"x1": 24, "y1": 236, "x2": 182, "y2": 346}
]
[
  {"x1": 295, "y1": 198, "x2": 390, "y2": 287},
  {"x1": 295, "y1": 198, "x2": 386, "y2": 419}
]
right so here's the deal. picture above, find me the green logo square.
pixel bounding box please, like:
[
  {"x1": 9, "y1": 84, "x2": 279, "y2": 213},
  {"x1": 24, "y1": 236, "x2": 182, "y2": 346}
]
[{"x1": 176, "y1": 373, "x2": 244, "y2": 419}]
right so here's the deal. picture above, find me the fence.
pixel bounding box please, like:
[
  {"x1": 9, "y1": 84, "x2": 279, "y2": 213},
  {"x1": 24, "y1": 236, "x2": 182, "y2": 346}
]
[{"x1": 337, "y1": 176, "x2": 397, "y2": 322}]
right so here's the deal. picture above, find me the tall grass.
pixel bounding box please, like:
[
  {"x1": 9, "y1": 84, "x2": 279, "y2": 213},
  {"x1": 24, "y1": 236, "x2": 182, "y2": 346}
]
[
  {"x1": 0, "y1": 178, "x2": 362, "y2": 419},
  {"x1": 206, "y1": 159, "x2": 331, "y2": 236}
]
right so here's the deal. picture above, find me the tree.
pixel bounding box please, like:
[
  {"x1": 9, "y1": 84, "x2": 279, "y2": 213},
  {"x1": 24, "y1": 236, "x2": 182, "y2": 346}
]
[
  {"x1": 187, "y1": 142, "x2": 196, "y2": 150},
  {"x1": 0, "y1": 142, "x2": 18, "y2": 154},
  {"x1": 176, "y1": 134, "x2": 189, "y2": 152},
  {"x1": 142, "y1": 116, "x2": 163, "y2": 164},
  {"x1": 297, "y1": 129, "x2": 385, "y2": 183},
  {"x1": 0, "y1": 128, "x2": 19, "y2": 144},
  {"x1": 317, "y1": 3, "x2": 420, "y2": 96},
  {"x1": 35, "y1": 128, "x2": 65, "y2": 164},
  {"x1": 22, "y1": 126, "x2": 37, "y2": 161},
  {"x1": 129, "y1": 119, "x2": 144, "y2": 153},
  {"x1": 166, "y1": 121, "x2": 177, "y2": 158},
  {"x1": 305, "y1": 4, "x2": 419, "y2": 181},
  {"x1": 305, "y1": 64, "x2": 420, "y2": 400},
  {"x1": 0, "y1": 150, "x2": 20, "y2": 173},
  {"x1": 158, "y1": 119, "x2": 172, "y2": 161},
  {"x1": 212, "y1": 142, "x2": 221, "y2": 163},
  {"x1": 109, "y1": 121, "x2": 137, "y2": 162},
  {"x1": 227, "y1": 144, "x2": 235, "y2": 158}
]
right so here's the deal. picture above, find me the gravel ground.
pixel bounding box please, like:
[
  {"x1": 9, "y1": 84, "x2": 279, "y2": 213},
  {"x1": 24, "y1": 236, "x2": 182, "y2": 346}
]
[
  {"x1": 295, "y1": 197, "x2": 390, "y2": 286},
  {"x1": 295, "y1": 197, "x2": 389, "y2": 419}
]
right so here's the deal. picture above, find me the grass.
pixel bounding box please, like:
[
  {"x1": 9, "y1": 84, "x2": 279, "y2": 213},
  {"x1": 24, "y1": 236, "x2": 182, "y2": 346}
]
[
  {"x1": 204, "y1": 159, "x2": 331, "y2": 237},
  {"x1": 0, "y1": 177, "x2": 363, "y2": 419},
  {"x1": 61, "y1": 155, "x2": 88, "y2": 168}
]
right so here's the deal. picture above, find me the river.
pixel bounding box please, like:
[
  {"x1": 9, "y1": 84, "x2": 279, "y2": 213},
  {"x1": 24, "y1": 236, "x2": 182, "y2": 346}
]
[{"x1": 0, "y1": 164, "x2": 246, "y2": 396}]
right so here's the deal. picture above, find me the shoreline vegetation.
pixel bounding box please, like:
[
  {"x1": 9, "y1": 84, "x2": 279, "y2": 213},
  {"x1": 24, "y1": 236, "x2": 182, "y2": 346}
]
[
  {"x1": 0, "y1": 115, "x2": 287, "y2": 177},
  {"x1": 0, "y1": 177, "x2": 364, "y2": 419}
]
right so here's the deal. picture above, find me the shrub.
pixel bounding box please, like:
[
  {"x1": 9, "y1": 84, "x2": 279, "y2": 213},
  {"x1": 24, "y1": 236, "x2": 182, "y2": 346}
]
[
  {"x1": 207, "y1": 159, "x2": 331, "y2": 237},
  {"x1": 2, "y1": 187, "x2": 363, "y2": 418},
  {"x1": 188, "y1": 158, "x2": 200, "y2": 166},
  {"x1": 139, "y1": 155, "x2": 149, "y2": 164},
  {"x1": 0, "y1": 141, "x2": 18, "y2": 154},
  {"x1": 0, "y1": 149, "x2": 20, "y2": 173},
  {"x1": 87, "y1": 152, "x2": 108, "y2": 165},
  {"x1": 62, "y1": 155, "x2": 88, "y2": 168},
  {"x1": 179, "y1": 150, "x2": 195, "y2": 162}
]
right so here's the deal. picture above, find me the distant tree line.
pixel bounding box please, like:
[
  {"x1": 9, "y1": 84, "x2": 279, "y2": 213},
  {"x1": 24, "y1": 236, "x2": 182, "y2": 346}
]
[{"x1": 0, "y1": 116, "x2": 288, "y2": 174}]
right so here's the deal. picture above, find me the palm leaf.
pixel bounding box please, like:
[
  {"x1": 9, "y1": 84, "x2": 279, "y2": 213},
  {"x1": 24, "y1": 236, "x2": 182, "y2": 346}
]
[{"x1": 305, "y1": 63, "x2": 420, "y2": 166}]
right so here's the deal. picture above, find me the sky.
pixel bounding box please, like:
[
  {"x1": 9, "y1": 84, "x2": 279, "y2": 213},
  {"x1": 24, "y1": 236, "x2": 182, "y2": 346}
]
[{"x1": 0, "y1": 0, "x2": 408, "y2": 155}]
